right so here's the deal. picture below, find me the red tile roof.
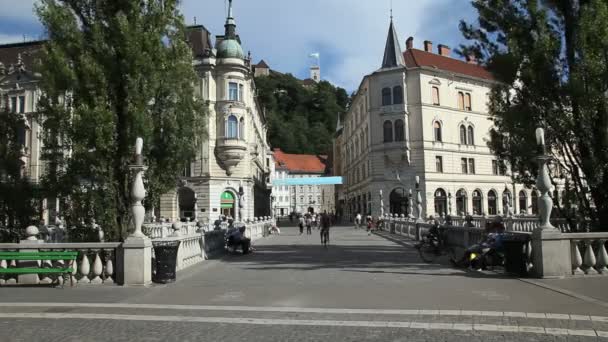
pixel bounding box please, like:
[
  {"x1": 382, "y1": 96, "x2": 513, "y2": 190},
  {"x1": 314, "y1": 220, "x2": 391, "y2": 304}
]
[
  {"x1": 403, "y1": 48, "x2": 494, "y2": 81},
  {"x1": 273, "y1": 148, "x2": 327, "y2": 174}
]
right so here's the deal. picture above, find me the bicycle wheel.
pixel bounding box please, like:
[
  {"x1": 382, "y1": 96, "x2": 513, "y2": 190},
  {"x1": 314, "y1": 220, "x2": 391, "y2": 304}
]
[{"x1": 418, "y1": 241, "x2": 439, "y2": 263}]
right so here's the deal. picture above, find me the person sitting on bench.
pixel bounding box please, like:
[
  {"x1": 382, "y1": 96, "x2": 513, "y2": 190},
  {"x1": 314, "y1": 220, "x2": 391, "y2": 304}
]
[{"x1": 227, "y1": 226, "x2": 251, "y2": 254}]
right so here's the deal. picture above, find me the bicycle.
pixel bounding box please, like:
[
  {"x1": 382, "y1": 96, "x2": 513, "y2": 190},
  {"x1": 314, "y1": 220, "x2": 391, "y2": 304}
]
[{"x1": 415, "y1": 227, "x2": 455, "y2": 263}]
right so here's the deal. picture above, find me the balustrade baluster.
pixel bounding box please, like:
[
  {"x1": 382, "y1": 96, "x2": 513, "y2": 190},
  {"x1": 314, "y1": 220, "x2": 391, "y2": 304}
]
[
  {"x1": 0, "y1": 259, "x2": 6, "y2": 284},
  {"x1": 70, "y1": 257, "x2": 78, "y2": 285},
  {"x1": 79, "y1": 251, "x2": 91, "y2": 283},
  {"x1": 90, "y1": 251, "x2": 103, "y2": 284},
  {"x1": 596, "y1": 240, "x2": 608, "y2": 274},
  {"x1": 583, "y1": 240, "x2": 598, "y2": 275},
  {"x1": 571, "y1": 240, "x2": 584, "y2": 275},
  {"x1": 105, "y1": 252, "x2": 115, "y2": 284}
]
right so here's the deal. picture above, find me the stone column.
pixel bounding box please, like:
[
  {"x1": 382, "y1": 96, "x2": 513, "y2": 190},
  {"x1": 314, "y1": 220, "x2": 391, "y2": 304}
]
[
  {"x1": 18, "y1": 226, "x2": 43, "y2": 284},
  {"x1": 117, "y1": 138, "x2": 152, "y2": 286}
]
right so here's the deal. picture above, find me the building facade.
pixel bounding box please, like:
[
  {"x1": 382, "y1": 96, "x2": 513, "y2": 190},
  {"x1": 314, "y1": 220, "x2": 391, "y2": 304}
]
[
  {"x1": 272, "y1": 149, "x2": 334, "y2": 217},
  {"x1": 159, "y1": 0, "x2": 272, "y2": 223},
  {"x1": 0, "y1": 40, "x2": 62, "y2": 224},
  {"x1": 338, "y1": 19, "x2": 539, "y2": 220}
]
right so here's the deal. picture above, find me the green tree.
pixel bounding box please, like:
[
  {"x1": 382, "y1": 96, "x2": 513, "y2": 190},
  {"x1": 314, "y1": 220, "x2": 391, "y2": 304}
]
[
  {"x1": 255, "y1": 73, "x2": 348, "y2": 155},
  {"x1": 460, "y1": 0, "x2": 608, "y2": 229},
  {"x1": 0, "y1": 108, "x2": 39, "y2": 241},
  {"x1": 36, "y1": 0, "x2": 207, "y2": 241}
]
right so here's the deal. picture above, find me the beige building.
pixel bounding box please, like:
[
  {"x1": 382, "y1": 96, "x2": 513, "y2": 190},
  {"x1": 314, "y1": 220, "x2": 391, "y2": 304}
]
[
  {"x1": 159, "y1": 0, "x2": 273, "y2": 223},
  {"x1": 338, "y1": 19, "x2": 539, "y2": 220},
  {"x1": 272, "y1": 149, "x2": 334, "y2": 216}
]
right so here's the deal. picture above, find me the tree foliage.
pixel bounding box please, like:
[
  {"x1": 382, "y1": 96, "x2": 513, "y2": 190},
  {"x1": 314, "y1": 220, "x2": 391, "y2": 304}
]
[
  {"x1": 255, "y1": 73, "x2": 349, "y2": 155},
  {"x1": 0, "y1": 108, "x2": 39, "y2": 241},
  {"x1": 36, "y1": 0, "x2": 207, "y2": 241},
  {"x1": 460, "y1": 0, "x2": 608, "y2": 229}
]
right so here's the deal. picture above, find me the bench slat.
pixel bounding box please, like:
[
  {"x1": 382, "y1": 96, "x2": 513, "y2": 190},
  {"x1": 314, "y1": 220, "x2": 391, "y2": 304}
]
[
  {"x1": 0, "y1": 252, "x2": 79, "y2": 256},
  {"x1": 0, "y1": 256, "x2": 78, "y2": 261},
  {"x1": 0, "y1": 268, "x2": 73, "y2": 274}
]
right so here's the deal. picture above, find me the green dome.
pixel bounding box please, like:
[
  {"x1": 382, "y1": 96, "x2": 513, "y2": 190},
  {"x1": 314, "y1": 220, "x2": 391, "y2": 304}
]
[{"x1": 216, "y1": 39, "x2": 244, "y2": 59}]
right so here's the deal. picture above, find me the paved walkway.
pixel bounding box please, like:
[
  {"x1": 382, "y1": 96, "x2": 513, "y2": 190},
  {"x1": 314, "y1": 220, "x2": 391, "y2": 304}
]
[{"x1": 1, "y1": 225, "x2": 607, "y2": 341}]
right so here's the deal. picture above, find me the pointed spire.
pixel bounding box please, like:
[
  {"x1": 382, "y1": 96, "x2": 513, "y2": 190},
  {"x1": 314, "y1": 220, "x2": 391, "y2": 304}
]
[
  {"x1": 225, "y1": 0, "x2": 236, "y2": 37},
  {"x1": 381, "y1": 19, "x2": 405, "y2": 69}
]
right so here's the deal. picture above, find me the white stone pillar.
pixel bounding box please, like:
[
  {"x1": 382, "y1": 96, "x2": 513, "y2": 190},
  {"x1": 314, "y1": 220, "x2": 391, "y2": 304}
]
[{"x1": 118, "y1": 137, "x2": 152, "y2": 286}]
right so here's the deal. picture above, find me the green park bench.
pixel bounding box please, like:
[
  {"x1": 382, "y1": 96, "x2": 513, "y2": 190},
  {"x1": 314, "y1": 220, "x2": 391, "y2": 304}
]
[{"x1": 0, "y1": 251, "x2": 79, "y2": 287}]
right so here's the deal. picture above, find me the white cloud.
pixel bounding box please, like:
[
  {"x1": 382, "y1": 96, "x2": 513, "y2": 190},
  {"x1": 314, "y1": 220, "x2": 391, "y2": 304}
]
[{"x1": 0, "y1": 0, "x2": 476, "y2": 91}]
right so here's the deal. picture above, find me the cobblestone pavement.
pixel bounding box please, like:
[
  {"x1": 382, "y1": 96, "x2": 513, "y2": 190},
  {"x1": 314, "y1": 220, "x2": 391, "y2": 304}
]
[{"x1": 1, "y1": 225, "x2": 607, "y2": 341}]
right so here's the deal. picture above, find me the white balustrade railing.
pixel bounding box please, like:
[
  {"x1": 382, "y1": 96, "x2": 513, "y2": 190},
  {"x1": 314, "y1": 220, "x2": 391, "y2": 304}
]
[
  {"x1": 0, "y1": 242, "x2": 120, "y2": 286},
  {"x1": 567, "y1": 234, "x2": 608, "y2": 275}
]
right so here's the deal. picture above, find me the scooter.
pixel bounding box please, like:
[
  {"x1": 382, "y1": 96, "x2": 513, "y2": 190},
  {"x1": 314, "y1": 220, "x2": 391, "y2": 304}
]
[{"x1": 466, "y1": 244, "x2": 504, "y2": 270}]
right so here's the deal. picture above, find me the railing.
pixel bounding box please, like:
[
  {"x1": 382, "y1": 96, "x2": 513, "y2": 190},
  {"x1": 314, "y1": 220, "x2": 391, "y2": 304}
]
[
  {"x1": 567, "y1": 233, "x2": 608, "y2": 275},
  {"x1": 0, "y1": 242, "x2": 120, "y2": 286},
  {"x1": 143, "y1": 222, "x2": 199, "y2": 238}
]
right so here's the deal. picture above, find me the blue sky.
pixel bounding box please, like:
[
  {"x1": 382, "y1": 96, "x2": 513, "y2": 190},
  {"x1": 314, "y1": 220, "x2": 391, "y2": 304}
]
[{"x1": 0, "y1": 0, "x2": 478, "y2": 92}]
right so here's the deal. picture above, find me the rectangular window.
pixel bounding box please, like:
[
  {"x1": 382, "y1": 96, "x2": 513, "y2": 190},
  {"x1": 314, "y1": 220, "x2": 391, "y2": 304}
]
[
  {"x1": 10, "y1": 97, "x2": 17, "y2": 113},
  {"x1": 492, "y1": 160, "x2": 498, "y2": 175},
  {"x1": 19, "y1": 96, "x2": 25, "y2": 113},
  {"x1": 461, "y1": 158, "x2": 468, "y2": 174},
  {"x1": 432, "y1": 86, "x2": 440, "y2": 105},
  {"x1": 435, "y1": 156, "x2": 443, "y2": 173},
  {"x1": 465, "y1": 93, "x2": 472, "y2": 111},
  {"x1": 499, "y1": 160, "x2": 507, "y2": 176},
  {"x1": 228, "y1": 82, "x2": 239, "y2": 101},
  {"x1": 468, "y1": 158, "x2": 476, "y2": 174},
  {"x1": 458, "y1": 92, "x2": 464, "y2": 110}
]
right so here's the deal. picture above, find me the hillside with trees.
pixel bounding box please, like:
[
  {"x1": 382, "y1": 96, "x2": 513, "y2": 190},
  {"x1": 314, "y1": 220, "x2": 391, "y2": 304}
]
[{"x1": 255, "y1": 73, "x2": 349, "y2": 155}]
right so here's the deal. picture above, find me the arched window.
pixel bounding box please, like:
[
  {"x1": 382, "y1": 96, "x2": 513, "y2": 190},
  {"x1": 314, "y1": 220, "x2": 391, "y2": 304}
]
[
  {"x1": 432, "y1": 86, "x2": 440, "y2": 105},
  {"x1": 459, "y1": 125, "x2": 467, "y2": 145},
  {"x1": 488, "y1": 190, "x2": 497, "y2": 215},
  {"x1": 434, "y1": 121, "x2": 442, "y2": 142},
  {"x1": 458, "y1": 92, "x2": 465, "y2": 110},
  {"x1": 393, "y1": 86, "x2": 403, "y2": 104},
  {"x1": 226, "y1": 115, "x2": 238, "y2": 138},
  {"x1": 467, "y1": 126, "x2": 474, "y2": 145},
  {"x1": 239, "y1": 117, "x2": 245, "y2": 140},
  {"x1": 472, "y1": 190, "x2": 483, "y2": 215},
  {"x1": 389, "y1": 188, "x2": 408, "y2": 216},
  {"x1": 382, "y1": 87, "x2": 392, "y2": 106},
  {"x1": 434, "y1": 188, "x2": 447, "y2": 216},
  {"x1": 531, "y1": 191, "x2": 539, "y2": 215},
  {"x1": 519, "y1": 191, "x2": 528, "y2": 215},
  {"x1": 394, "y1": 119, "x2": 405, "y2": 142},
  {"x1": 456, "y1": 189, "x2": 467, "y2": 216},
  {"x1": 383, "y1": 120, "x2": 393, "y2": 142}
]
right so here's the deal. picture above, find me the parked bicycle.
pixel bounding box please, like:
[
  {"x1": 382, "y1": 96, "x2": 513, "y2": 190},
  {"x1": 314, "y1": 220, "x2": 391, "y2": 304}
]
[{"x1": 414, "y1": 223, "x2": 455, "y2": 264}]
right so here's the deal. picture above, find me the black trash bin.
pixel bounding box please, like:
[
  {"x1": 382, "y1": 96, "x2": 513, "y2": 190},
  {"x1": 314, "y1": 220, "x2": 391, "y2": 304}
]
[
  {"x1": 502, "y1": 234, "x2": 529, "y2": 277},
  {"x1": 152, "y1": 240, "x2": 181, "y2": 284}
]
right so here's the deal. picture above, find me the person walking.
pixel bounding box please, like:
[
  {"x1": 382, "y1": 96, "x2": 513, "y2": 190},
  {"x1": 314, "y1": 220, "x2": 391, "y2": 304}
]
[
  {"x1": 320, "y1": 211, "x2": 331, "y2": 246},
  {"x1": 305, "y1": 214, "x2": 312, "y2": 235},
  {"x1": 298, "y1": 214, "x2": 304, "y2": 235},
  {"x1": 355, "y1": 213, "x2": 362, "y2": 229}
]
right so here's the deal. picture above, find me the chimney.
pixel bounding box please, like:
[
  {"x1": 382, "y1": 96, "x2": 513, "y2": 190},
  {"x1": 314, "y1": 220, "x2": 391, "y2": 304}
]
[
  {"x1": 438, "y1": 44, "x2": 451, "y2": 57},
  {"x1": 424, "y1": 40, "x2": 433, "y2": 52},
  {"x1": 465, "y1": 54, "x2": 477, "y2": 64},
  {"x1": 406, "y1": 37, "x2": 414, "y2": 50}
]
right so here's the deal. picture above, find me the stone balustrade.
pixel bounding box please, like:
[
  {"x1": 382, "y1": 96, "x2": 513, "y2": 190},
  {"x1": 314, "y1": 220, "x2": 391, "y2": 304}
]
[
  {"x1": 151, "y1": 235, "x2": 204, "y2": 272},
  {"x1": 567, "y1": 234, "x2": 608, "y2": 275},
  {"x1": 0, "y1": 242, "x2": 120, "y2": 286}
]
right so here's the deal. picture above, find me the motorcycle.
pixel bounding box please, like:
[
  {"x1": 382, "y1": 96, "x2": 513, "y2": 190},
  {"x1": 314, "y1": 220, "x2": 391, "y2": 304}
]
[{"x1": 463, "y1": 234, "x2": 505, "y2": 270}]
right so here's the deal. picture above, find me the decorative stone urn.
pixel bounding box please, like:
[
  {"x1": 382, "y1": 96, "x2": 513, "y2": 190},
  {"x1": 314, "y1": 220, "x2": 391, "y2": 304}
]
[{"x1": 215, "y1": 138, "x2": 247, "y2": 176}]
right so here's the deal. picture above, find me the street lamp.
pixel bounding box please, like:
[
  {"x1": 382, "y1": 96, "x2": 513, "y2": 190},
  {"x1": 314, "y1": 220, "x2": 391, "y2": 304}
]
[{"x1": 535, "y1": 128, "x2": 556, "y2": 230}]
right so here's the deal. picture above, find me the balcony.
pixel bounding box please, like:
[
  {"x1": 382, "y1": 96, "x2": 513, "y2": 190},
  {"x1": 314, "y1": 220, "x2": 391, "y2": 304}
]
[{"x1": 215, "y1": 138, "x2": 247, "y2": 176}]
